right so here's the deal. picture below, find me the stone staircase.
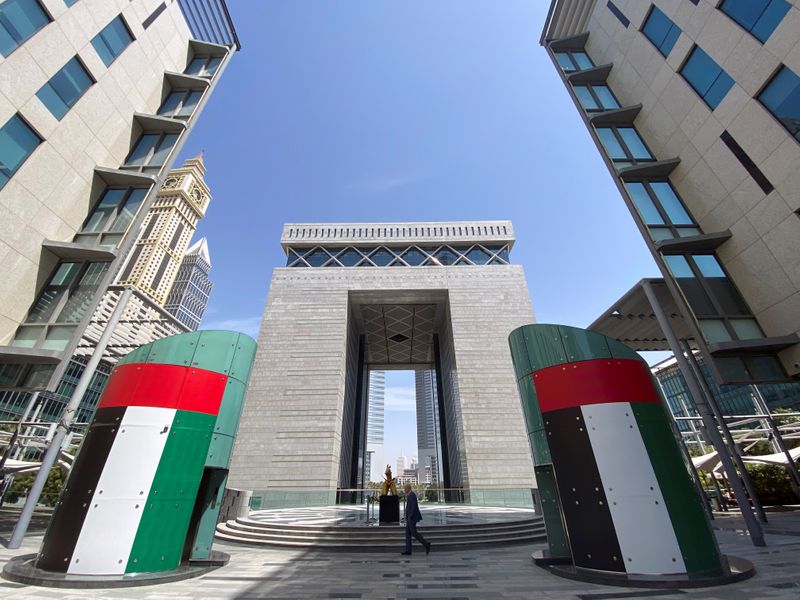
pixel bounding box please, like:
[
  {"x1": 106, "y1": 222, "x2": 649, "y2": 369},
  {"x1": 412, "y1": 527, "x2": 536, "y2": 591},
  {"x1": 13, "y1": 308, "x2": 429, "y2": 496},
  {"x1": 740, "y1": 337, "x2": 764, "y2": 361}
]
[{"x1": 215, "y1": 515, "x2": 547, "y2": 551}]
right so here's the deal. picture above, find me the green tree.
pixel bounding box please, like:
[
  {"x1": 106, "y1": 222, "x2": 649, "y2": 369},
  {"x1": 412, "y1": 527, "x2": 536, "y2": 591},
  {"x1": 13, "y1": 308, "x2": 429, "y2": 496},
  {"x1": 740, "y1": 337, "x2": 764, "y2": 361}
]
[{"x1": 5, "y1": 468, "x2": 67, "y2": 507}]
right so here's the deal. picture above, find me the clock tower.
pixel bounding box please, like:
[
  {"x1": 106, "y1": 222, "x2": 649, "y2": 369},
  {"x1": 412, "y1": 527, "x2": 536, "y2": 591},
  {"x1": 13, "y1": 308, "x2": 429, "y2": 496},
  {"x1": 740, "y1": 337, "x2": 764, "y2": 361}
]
[{"x1": 116, "y1": 153, "x2": 212, "y2": 305}]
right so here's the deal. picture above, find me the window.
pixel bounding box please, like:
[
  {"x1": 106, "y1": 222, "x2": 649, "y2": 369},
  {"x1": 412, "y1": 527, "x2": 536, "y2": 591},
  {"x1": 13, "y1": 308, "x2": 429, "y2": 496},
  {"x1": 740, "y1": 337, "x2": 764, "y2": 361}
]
[
  {"x1": 641, "y1": 5, "x2": 682, "y2": 57},
  {"x1": 158, "y1": 89, "x2": 203, "y2": 118},
  {"x1": 184, "y1": 55, "x2": 222, "y2": 78},
  {"x1": 554, "y1": 50, "x2": 594, "y2": 73},
  {"x1": 123, "y1": 132, "x2": 179, "y2": 173},
  {"x1": 75, "y1": 187, "x2": 148, "y2": 247},
  {"x1": 664, "y1": 254, "x2": 760, "y2": 345},
  {"x1": 36, "y1": 57, "x2": 93, "y2": 120},
  {"x1": 680, "y1": 46, "x2": 734, "y2": 109},
  {"x1": 758, "y1": 66, "x2": 800, "y2": 143},
  {"x1": 0, "y1": 114, "x2": 41, "y2": 190},
  {"x1": 0, "y1": 0, "x2": 49, "y2": 57},
  {"x1": 573, "y1": 84, "x2": 620, "y2": 111},
  {"x1": 91, "y1": 15, "x2": 133, "y2": 66},
  {"x1": 596, "y1": 126, "x2": 653, "y2": 167},
  {"x1": 625, "y1": 181, "x2": 701, "y2": 240},
  {"x1": 14, "y1": 261, "x2": 109, "y2": 351},
  {"x1": 719, "y1": 0, "x2": 790, "y2": 43},
  {"x1": 63, "y1": 0, "x2": 78, "y2": 5}
]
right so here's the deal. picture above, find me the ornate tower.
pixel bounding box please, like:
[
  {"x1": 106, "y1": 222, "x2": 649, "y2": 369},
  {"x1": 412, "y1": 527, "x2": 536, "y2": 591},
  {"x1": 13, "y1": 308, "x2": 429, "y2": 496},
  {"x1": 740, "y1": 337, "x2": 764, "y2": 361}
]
[{"x1": 116, "y1": 153, "x2": 212, "y2": 305}]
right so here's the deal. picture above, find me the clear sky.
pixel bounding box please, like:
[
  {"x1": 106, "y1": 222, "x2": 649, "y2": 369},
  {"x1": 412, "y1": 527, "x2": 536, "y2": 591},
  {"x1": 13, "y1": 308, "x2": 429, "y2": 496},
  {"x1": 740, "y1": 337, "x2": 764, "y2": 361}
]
[{"x1": 177, "y1": 2, "x2": 665, "y2": 462}]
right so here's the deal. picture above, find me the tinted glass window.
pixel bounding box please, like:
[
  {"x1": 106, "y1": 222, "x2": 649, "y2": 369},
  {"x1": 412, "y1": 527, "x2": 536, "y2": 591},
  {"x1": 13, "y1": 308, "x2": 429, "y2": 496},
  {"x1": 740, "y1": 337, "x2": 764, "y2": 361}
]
[
  {"x1": 0, "y1": 0, "x2": 49, "y2": 57},
  {"x1": 401, "y1": 248, "x2": 425, "y2": 266},
  {"x1": 337, "y1": 247, "x2": 362, "y2": 266},
  {"x1": 305, "y1": 248, "x2": 329, "y2": 267},
  {"x1": 642, "y1": 5, "x2": 681, "y2": 57},
  {"x1": 594, "y1": 86, "x2": 620, "y2": 109},
  {"x1": 466, "y1": 246, "x2": 490, "y2": 265},
  {"x1": 680, "y1": 47, "x2": 734, "y2": 109},
  {"x1": 572, "y1": 52, "x2": 593, "y2": 70},
  {"x1": 555, "y1": 52, "x2": 574, "y2": 72},
  {"x1": 91, "y1": 16, "x2": 132, "y2": 66},
  {"x1": 574, "y1": 86, "x2": 599, "y2": 110},
  {"x1": 650, "y1": 182, "x2": 692, "y2": 224},
  {"x1": 618, "y1": 128, "x2": 652, "y2": 159},
  {"x1": 370, "y1": 248, "x2": 393, "y2": 266},
  {"x1": 720, "y1": 0, "x2": 790, "y2": 43},
  {"x1": 626, "y1": 182, "x2": 664, "y2": 224},
  {"x1": 158, "y1": 91, "x2": 184, "y2": 116},
  {"x1": 36, "y1": 57, "x2": 93, "y2": 119},
  {"x1": 597, "y1": 128, "x2": 626, "y2": 159},
  {"x1": 0, "y1": 114, "x2": 41, "y2": 189},
  {"x1": 759, "y1": 66, "x2": 800, "y2": 142}
]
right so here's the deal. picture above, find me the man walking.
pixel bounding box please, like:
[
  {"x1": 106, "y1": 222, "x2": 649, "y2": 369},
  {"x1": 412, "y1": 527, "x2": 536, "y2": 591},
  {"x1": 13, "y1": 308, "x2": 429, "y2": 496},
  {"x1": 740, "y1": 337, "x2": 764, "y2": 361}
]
[{"x1": 401, "y1": 483, "x2": 431, "y2": 556}]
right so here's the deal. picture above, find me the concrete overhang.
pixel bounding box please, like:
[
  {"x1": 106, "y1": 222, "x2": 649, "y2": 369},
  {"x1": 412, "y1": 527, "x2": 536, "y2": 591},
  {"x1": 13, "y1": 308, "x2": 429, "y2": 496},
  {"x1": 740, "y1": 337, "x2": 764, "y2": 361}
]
[
  {"x1": 708, "y1": 335, "x2": 800, "y2": 356},
  {"x1": 655, "y1": 231, "x2": 732, "y2": 254},
  {"x1": 189, "y1": 38, "x2": 229, "y2": 56},
  {"x1": 567, "y1": 63, "x2": 612, "y2": 84},
  {"x1": 0, "y1": 346, "x2": 62, "y2": 364},
  {"x1": 619, "y1": 158, "x2": 681, "y2": 181},
  {"x1": 589, "y1": 104, "x2": 642, "y2": 126},
  {"x1": 165, "y1": 71, "x2": 210, "y2": 90},
  {"x1": 133, "y1": 113, "x2": 187, "y2": 133},
  {"x1": 540, "y1": 0, "x2": 597, "y2": 45},
  {"x1": 94, "y1": 167, "x2": 156, "y2": 187},
  {"x1": 588, "y1": 278, "x2": 691, "y2": 352},
  {"x1": 42, "y1": 240, "x2": 117, "y2": 262}
]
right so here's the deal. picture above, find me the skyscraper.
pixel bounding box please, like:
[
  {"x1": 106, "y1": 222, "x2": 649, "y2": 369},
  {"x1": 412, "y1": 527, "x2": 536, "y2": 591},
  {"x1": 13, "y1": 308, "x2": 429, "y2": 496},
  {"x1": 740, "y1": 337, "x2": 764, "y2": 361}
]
[
  {"x1": 0, "y1": 1, "x2": 239, "y2": 393},
  {"x1": 415, "y1": 369, "x2": 440, "y2": 485},
  {"x1": 542, "y1": 1, "x2": 799, "y2": 385},
  {"x1": 165, "y1": 237, "x2": 213, "y2": 330},
  {"x1": 366, "y1": 370, "x2": 385, "y2": 483},
  {"x1": 117, "y1": 154, "x2": 211, "y2": 305}
]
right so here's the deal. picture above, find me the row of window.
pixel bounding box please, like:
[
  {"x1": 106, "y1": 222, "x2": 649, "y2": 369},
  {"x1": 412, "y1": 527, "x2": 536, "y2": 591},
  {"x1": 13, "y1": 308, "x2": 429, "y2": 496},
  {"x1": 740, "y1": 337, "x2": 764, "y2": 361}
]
[
  {"x1": 560, "y1": 38, "x2": 785, "y2": 381},
  {"x1": 287, "y1": 244, "x2": 511, "y2": 268}
]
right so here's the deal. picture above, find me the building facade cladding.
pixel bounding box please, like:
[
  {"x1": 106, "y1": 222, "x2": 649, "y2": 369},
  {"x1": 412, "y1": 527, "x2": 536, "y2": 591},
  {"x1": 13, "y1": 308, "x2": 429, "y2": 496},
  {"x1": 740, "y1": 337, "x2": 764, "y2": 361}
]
[
  {"x1": 164, "y1": 238, "x2": 213, "y2": 330},
  {"x1": 0, "y1": 0, "x2": 238, "y2": 392},
  {"x1": 227, "y1": 221, "x2": 537, "y2": 496},
  {"x1": 542, "y1": 0, "x2": 800, "y2": 383}
]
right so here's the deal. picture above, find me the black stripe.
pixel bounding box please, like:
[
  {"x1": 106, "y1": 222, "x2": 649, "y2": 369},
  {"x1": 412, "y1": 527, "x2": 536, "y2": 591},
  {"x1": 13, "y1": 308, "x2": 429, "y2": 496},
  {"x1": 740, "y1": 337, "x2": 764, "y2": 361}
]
[
  {"x1": 720, "y1": 131, "x2": 774, "y2": 195},
  {"x1": 606, "y1": 2, "x2": 630, "y2": 28},
  {"x1": 143, "y1": 3, "x2": 167, "y2": 30},
  {"x1": 544, "y1": 407, "x2": 624, "y2": 572},
  {"x1": 36, "y1": 407, "x2": 126, "y2": 572}
]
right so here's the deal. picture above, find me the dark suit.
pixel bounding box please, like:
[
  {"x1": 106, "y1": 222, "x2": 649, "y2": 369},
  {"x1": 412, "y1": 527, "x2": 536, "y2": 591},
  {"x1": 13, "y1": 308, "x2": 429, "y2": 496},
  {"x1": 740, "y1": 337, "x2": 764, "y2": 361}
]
[{"x1": 404, "y1": 491, "x2": 429, "y2": 553}]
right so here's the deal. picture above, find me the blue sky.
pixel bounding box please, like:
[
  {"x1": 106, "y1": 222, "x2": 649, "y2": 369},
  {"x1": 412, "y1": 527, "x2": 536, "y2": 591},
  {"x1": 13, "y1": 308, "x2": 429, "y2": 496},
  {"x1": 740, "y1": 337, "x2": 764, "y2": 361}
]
[{"x1": 178, "y1": 2, "x2": 663, "y2": 465}]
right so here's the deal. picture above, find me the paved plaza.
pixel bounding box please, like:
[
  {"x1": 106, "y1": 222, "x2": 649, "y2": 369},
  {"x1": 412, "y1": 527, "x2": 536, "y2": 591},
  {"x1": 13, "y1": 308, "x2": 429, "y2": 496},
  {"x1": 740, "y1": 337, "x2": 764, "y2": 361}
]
[{"x1": 0, "y1": 510, "x2": 799, "y2": 599}]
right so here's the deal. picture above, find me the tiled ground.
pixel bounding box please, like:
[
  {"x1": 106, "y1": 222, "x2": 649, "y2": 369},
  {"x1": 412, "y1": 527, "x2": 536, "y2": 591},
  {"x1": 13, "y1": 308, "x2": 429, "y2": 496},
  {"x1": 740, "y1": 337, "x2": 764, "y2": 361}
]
[{"x1": 1, "y1": 511, "x2": 799, "y2": 599}]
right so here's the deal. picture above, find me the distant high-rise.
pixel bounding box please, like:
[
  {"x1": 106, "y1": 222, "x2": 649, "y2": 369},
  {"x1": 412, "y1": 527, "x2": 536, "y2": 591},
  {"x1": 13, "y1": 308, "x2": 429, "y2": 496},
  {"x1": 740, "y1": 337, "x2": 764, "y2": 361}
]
[
  {"x1": 366, "y1": 370, "x2": 385, "y2": 482},
  {"x1": 165, "y1": 237, "x2": 213, "y2": 330},
  {"x1": 415, "y1": 369, "x2": 440, "y2": 485},
  {"x1": 117, "y1": 154, "x2": 211, "y2": 305}
]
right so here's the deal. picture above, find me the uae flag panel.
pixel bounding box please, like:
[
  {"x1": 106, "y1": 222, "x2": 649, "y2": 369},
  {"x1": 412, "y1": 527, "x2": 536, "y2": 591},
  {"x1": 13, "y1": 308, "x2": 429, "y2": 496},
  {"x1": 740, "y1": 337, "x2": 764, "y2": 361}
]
[
  {"x1": 37, "y1": 330, "x2": 256, "y2": 576},
  {"x1": 509, "y1": 324, "x2": 722, "y2": 577}
]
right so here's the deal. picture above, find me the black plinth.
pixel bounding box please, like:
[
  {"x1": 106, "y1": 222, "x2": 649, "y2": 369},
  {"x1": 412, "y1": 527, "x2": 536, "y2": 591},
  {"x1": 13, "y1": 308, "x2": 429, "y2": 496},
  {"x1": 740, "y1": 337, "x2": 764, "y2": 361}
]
[{"x1": 379, "y1": 495, "x2": 400, "y2": 523}]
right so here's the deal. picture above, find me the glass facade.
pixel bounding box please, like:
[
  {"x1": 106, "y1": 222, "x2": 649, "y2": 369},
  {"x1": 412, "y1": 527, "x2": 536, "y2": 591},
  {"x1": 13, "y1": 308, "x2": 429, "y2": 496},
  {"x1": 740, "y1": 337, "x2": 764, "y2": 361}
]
[
  {"x1": 625, "y1": 181, "x2": 701, "y2": 240},
  {"x1": 0, "y1": 113, "x2": 41, "y2": 189},
  {"x1": 123, "y1": 132, "x2": 179, "y2": 173},
  {"x1": 720, "y1": 0, "x2": 790, "y2": 43},
  {"x1": 285, "y1": 244, "x2": 512, "y2": 268},
  {"x1": 680, "y1": 46, "x2": 734, "y2": 110},
  {"x1": 91, "y1": 15, "x2": 133, "y2": 66},
  {"x1": 642, "y1": 5, "x2": 681, "y2": 57},
  {"x1": 759, "y1": 65, "x2": 800, "y2": 143},
  {"x1": 596, "y1": 126, "x2": 653, "y2": 167},
  {"x1": 574, "y1": 84, "x2": 620, "y2": 111},
  {"x1": 184, "y1": 55, "x2": 222, "y2": 78},
  {"x1": 0, "y1": 0, "x2": 49, "y2": 57},
  {"x1": 36, "y1": 56, "x2": 93, "y2": 120},
  {"x1": 75, "y1": 187, "x2": 148, "y2": 248},
  {"x1": 555, "y1": 50, "x2": 593, "y2": 72},
  {"x1": 158, "y1": 89, "x2": 203, "y2": 118}
]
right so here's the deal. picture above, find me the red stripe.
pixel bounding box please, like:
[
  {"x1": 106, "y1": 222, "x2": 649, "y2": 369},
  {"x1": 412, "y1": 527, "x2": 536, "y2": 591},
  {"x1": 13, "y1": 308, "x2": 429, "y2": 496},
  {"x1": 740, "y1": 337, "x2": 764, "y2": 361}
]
[
  {"x1": 98, "y1": 363, "x2": 227, "y2": 415},
  {"x1": 533, "y1": 358, "x2": 659, "y2": 413}
]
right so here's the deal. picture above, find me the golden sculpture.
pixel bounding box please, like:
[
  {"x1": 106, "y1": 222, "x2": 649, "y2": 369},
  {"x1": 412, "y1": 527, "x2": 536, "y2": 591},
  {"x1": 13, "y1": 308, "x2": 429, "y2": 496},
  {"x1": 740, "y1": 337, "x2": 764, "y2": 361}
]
[{"x1": 380, "y1": 464, "x2": 398, "y2": 496}]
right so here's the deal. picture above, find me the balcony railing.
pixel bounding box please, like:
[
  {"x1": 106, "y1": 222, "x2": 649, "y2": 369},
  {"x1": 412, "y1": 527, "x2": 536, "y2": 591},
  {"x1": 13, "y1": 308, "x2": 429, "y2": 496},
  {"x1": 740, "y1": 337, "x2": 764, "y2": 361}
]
[{"x1": 177, "y1": 0, "x2": 241, "y2": 50}]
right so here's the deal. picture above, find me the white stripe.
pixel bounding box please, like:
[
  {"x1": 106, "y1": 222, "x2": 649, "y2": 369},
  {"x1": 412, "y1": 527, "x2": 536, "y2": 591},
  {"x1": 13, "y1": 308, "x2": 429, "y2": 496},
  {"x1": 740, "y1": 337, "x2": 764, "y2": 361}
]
[
  {"x1": 582, "y1": 402, "x2": 686, "y2": 575},
  {"x1": 69, "y1": 407, "x2": 176, "y2": 575}
]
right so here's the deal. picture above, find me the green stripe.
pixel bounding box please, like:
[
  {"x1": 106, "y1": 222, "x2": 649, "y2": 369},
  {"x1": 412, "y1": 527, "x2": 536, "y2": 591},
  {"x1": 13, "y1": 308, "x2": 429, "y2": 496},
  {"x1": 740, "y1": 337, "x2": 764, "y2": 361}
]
[
  {"x1": 632, "y1": 402, "x2": 723, "y2": 574},
  {"x1": 126, "y1": 410, "x2": 216, "y2": 574},
  {"x1": 534, "y1": 465, "x2": 571, "y2": 558}
]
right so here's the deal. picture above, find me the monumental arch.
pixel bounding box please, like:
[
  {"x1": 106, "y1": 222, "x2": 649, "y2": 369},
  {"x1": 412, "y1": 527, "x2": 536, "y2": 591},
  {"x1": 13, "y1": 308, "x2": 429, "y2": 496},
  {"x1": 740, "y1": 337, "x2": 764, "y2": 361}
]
[{"x1": 228, "y1": 222, "x2": 536, "y2": 503}]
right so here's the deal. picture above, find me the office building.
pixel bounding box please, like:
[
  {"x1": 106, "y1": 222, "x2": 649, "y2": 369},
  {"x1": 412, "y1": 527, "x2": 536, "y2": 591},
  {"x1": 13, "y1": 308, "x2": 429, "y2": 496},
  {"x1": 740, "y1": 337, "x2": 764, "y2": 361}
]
[
  {"x1": 0, "y1": 0, "x2": 239, "y2": 394},
  {"x1": 415, "y1": 369, "x2": 441, "y2": 485},
  {"x1": 543, "y1": 1, "x2": 799, "y2": 384},
  {"x1": 164, "y1": 236, "x2": 213, "y2": 330},
  {"x1": 228, "y1": 221, "x2": 536, "y2": 506}
]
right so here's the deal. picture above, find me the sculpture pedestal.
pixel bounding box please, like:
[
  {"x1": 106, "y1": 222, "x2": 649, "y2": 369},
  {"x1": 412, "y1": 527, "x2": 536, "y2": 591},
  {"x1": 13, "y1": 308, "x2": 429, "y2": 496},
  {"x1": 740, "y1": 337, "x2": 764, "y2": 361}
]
[{"x1": 379, "y1": 496, "x2": 400, "y2": 523}]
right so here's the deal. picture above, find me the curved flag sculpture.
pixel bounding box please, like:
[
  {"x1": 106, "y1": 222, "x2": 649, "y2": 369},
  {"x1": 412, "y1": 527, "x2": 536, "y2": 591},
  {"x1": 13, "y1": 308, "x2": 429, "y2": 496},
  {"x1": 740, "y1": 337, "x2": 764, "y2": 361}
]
[{"x1": 36, "y1": 330, "x2": 256, "y2": 576}]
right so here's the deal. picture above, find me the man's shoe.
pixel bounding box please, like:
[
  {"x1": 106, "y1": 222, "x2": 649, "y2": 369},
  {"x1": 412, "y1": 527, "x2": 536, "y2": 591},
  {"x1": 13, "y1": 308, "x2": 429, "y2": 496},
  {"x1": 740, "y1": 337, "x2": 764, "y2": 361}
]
[
  {"x1": 401, "y1": 551, "x2": 411, "y2": 556},
  {"x1": 426, "y1": 543, "x2": 431, "y2": 555}
]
